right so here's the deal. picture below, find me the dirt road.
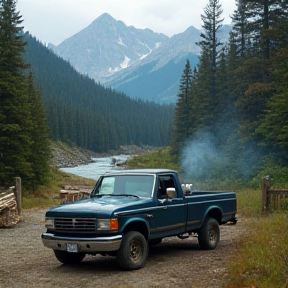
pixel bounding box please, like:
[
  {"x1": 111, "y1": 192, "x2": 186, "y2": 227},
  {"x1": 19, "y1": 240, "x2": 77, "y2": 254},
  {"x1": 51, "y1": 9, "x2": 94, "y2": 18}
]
[{"x1": 0, "y1": 209, "x2": 245, "y2": 288}]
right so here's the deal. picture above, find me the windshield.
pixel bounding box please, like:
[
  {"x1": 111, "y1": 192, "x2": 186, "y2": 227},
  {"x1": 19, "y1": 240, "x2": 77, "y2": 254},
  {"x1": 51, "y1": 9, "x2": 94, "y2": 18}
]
[{"x1": 93, "y1": 174, "x2": 155, "y2": 198}]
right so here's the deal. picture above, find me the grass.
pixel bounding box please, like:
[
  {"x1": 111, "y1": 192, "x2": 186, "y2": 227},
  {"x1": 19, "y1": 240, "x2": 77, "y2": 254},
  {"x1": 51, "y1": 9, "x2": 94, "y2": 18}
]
[
  {"x1": 224, "y1": 213, "x2": 288, "y2": 288},
  {"x1": 236, "y1": 188, "x2": 262, "y2": 218},
  {"x1": 220, "y1": 186, "x2": 288, "y2": 288},
  {"x1": 127, "y1": 147, "x2": 180, "y2": 171},
  {"x1": 224, "y1": 185, "x2": 288, "y2": 288},
  {"x1": 217, "y1": 187, "x2": 288, "y2": 288},
  {"x1": 226, "y1": 188, "x2": 288, "y2": 288},
  {"x1": 22, "y1": 167, "x2": 95, "y2": 209}
]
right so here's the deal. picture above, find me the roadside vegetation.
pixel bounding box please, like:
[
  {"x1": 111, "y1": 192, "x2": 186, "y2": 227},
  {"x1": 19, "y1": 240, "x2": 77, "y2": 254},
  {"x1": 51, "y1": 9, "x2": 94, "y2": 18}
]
[
  {"x1": 22, "y1": 167, "x2": 95, "y2": 209},
  {"x1": 127, "y1": 147, "x2": 179, "y2": 171},
  {"x1": 225, "y1": 213, "x2": 288, "y2": 288}
]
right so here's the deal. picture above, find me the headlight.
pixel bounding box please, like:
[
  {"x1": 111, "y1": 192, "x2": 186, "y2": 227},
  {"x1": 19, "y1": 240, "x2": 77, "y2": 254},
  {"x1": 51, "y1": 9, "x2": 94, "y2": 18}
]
[
  {"x1": 97, "y1": 218, "x2": 118, "y2": 230},
  {"x1": 45, "y1": 217, "x2": 54, "y2": 229}
]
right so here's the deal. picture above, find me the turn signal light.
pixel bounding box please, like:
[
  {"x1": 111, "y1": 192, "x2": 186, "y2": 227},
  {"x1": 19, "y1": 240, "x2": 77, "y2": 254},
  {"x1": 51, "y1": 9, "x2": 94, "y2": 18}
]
[{"x1": 110, "y1": 218, "x2": 119, "y2": 230}]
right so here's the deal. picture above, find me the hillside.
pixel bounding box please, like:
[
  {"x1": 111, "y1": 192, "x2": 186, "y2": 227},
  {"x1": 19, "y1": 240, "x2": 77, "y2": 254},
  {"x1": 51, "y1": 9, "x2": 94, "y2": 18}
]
[
  {"x1": 50, "y1": 141, "x2": 97, "y2": 168},
  {"x1": 23, "y1": 33, "x2": 174, "y2": 153}
]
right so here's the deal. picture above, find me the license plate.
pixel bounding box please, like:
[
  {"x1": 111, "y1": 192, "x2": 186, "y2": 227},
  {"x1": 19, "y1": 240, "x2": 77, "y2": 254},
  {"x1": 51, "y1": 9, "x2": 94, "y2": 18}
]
[{"x1": 66, "y1": 243, "x2": 78, "y2": 253}]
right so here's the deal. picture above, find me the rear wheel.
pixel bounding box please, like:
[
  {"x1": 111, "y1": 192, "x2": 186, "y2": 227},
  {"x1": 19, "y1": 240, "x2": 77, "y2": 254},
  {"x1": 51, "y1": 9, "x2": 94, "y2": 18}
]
[
  {"x1": 53, "y1": 250, "x2": 85, "y2": 264},
  {"x1": 117, "y1": 231, "x2": 148, "y2": 270},
  {"x1": 198, "y1": 217, "x2": 220, "y2": 250}
]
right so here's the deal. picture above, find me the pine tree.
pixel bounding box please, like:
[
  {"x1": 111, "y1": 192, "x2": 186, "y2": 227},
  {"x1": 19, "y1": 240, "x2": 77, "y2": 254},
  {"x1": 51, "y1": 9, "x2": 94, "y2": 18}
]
[
  {"x1": 0, "y1": 0, "x2": 33, "y2": 186},
  {"x1": 27, "y1": 72, "x2": 51, "y2": 188},
  {"x1": 196, "y1": 0, "x2": 224, "y2": 130},
  {"x1": 170, "y1": 60, "x2": 193, "y2": 154},
  {"x1": 244, "y1": 0, "x2": 287, "y2": 59},
  {"x1": 0, "y1": 0, "x2": 51, "y2": 188},
  {"x1": 191, "y1": 49, "x2": 214, "y2": 129},
  {"x1": 231, "y1": 0, "x2": 249, "y2": 59},
  {"x1": 198, "y1": 0, "x2": 224, "y2": 82}
]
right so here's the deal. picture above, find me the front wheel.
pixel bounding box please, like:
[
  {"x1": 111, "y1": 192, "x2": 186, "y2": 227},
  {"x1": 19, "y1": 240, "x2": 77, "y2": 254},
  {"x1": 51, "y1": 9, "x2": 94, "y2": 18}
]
[
  {"x1": 198, "y1": 217, "x2": 220, "y2": 250},
  {"x1": 117, "y1": 231, "x2": 148, "y2": 270},
  {"x1": 53, "y1": 250, "x2": 85, "y2": 264}
]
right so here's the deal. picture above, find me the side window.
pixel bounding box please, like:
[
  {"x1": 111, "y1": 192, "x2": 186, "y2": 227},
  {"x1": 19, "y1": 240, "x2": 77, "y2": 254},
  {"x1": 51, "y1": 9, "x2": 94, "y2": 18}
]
[{"x1": 157, "y1": 175, "x2": 177, "y2": 199}]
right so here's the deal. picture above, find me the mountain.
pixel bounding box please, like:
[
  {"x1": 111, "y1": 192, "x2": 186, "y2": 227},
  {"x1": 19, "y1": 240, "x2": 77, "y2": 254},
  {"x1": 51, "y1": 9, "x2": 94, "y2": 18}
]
[
  {"x1": 50, "y1": 13, "x2": 168, "y2": 80},
  {"x1": 50, "y1": 13, "x2": 231, "y2": 103},
  {"x1": 104, "y1": 26, "x2": 201, "y2": 103}
]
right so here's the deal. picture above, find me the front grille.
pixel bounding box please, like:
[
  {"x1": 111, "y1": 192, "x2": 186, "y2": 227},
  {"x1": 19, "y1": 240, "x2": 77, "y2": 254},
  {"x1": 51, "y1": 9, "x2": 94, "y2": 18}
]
[{"x1": 54, "y1": 218, "x2": 96, "y2": 232}]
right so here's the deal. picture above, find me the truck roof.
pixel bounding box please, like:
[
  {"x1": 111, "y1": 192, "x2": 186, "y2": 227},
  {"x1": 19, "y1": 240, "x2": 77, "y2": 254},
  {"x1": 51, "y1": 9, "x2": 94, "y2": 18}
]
[{"x1": 103, "y1": 169, "x2": 177, "y2": 176}]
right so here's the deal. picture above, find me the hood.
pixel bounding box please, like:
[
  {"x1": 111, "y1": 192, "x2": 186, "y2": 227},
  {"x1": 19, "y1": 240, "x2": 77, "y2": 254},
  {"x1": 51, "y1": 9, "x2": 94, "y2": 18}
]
[{"x1": 46, "y1": 196, "x2": 151, "y2": 218}]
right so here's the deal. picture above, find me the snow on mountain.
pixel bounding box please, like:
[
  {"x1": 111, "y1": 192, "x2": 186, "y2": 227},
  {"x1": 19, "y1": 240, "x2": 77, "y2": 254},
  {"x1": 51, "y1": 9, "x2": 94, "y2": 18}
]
[
  {"x1": 50, "y1": 13, "x2": 168, "y2": 81},
  {"x1": 49, "y1": 13, "x2": 231, "y2": 103}
]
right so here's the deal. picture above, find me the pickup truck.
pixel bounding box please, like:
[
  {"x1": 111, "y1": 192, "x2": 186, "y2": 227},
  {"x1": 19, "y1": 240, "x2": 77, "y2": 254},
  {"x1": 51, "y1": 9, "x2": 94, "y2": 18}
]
[{"x1": 42, "y1": 169, "x2": 237, "y2": 270}]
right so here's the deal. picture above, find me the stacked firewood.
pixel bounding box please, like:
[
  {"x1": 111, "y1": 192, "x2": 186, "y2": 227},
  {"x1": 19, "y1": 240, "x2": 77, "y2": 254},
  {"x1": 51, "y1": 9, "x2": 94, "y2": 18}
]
[{"x1": 0, "y1": 189, "x2": 20, "y2": 228}]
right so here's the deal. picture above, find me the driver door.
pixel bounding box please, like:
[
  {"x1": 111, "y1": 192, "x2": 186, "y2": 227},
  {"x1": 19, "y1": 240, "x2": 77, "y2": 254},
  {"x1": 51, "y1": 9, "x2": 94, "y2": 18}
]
[{"x1": 150, "y1": 174, "x2": 186, "y2": 238}]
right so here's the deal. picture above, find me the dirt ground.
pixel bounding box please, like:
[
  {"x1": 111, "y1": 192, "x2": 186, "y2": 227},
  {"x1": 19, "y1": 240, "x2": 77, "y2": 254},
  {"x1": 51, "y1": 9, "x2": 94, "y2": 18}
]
[{"x1": 0, "y1": 209, "x2": 246, "y2": 288}]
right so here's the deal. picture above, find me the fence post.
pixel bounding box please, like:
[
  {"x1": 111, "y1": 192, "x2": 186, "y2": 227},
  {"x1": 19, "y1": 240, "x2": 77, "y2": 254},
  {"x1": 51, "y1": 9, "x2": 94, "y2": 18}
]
[
  {"x1": 15, "y1": 177, "x2": 21, "y2": 213},
  {"x1": 261, "y1": 176, "x2": 270, "y2": 214}
]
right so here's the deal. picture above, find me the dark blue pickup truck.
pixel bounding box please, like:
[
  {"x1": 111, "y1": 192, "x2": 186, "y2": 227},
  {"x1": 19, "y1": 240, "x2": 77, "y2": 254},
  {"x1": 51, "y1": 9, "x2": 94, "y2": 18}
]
[{"x1": 42, "y1": 169, "x2": 237, "y2": 270}]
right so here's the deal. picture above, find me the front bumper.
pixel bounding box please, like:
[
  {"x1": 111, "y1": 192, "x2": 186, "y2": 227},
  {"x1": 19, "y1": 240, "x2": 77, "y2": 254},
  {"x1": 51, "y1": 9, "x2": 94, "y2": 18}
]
[{"x1": 41, "y1": 233, "x2": 122, "y2": 253}]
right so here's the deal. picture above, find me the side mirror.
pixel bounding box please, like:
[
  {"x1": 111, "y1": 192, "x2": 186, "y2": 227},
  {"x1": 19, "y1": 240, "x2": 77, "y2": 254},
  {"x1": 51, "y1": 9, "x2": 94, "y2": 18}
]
[{"x1": 166, "y1": 188, "x2": 177, "y2": 199}]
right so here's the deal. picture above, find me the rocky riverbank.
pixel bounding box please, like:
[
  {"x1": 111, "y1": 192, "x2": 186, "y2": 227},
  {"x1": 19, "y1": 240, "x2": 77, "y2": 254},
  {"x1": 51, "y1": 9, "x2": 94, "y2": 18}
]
[
  {"x1": 51, "y1": 142, "x2": 98, "y2": 168},
  {"x1": 51, "y1": 142, "x2": 150, "y2": 168}
]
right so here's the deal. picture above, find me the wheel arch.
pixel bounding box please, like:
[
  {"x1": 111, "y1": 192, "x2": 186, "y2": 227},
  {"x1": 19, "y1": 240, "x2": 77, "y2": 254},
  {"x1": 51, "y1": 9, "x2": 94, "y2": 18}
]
[
  {"x1": 204, "y1": 207, "x2": 223, "y2": 224},
  {"x1": 122, "y1": 219, "x2": 149, "y2": 240}
]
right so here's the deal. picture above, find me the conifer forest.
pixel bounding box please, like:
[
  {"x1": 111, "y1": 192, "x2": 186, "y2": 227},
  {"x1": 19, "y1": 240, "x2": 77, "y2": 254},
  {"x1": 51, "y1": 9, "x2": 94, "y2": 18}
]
[
  {"x1": 1, "y1": 0, "x2": 288, "y2": 188},
  {"x1": 170, "y1": 0, "x2": 288, "y2": 185}
]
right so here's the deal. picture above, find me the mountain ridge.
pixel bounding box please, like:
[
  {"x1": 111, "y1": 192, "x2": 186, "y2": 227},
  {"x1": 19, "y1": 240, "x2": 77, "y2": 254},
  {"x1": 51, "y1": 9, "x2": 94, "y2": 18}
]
[{"x1": 49, "y1": 13, "x2": 230, "y2": 103}]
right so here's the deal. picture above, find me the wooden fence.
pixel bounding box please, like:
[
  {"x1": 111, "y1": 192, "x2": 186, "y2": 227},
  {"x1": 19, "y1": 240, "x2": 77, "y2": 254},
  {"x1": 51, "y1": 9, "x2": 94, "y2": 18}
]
[
  {"x1": 0, "y1": 177, "x2": 21, "y2": 227},
  {"x1": 262, "y1": 177, "x2": 288, "y2": 213}
]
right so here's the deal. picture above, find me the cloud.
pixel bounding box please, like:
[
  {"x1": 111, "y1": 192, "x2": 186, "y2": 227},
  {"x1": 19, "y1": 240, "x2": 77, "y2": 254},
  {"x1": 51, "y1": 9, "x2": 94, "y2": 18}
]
[{"x1": 17, "y1": 0, "x2": 236, "y2": 45}]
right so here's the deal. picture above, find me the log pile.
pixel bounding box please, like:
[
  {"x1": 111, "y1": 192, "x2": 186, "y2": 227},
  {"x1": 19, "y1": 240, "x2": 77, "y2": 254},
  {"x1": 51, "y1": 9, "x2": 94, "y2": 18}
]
[
  {"x1": 60, "y1": 185, "x2": 93, "y2": 204},
  {"x1": 0, "y1": 189, "x2": 20, "y2": 228}
]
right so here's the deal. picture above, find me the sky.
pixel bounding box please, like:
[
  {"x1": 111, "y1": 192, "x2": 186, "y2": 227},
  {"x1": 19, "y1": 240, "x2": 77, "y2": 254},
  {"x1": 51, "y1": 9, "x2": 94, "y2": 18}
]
[{"x1": 17, "y1": 0, "x2": 237, "y2": 46}]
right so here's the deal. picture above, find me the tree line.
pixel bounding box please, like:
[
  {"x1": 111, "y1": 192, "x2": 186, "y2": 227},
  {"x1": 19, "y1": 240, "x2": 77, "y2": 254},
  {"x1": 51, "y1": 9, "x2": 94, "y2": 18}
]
[
  {"x1": 23, "y1": 35, "x2": 174, "y2": 152},
  {"x1": 171, "y1": 0, "x2": 288, "y2": 185}
]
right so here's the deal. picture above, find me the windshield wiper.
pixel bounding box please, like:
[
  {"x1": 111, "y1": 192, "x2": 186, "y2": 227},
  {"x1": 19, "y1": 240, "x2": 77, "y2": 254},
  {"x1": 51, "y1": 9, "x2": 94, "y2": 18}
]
[
  {"x1": 112, "y1": 194, "x2": 140, "y2": 199},
  {"x1": 92, "y1": 194, "x2": 113, "y2": 198},
  {"x1": 92, "y1": 194, "x2": 140, "y2": 199}
]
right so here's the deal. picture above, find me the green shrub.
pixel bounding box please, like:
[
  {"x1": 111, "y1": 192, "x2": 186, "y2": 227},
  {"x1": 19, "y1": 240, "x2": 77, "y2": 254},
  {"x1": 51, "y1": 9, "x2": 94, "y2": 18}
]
[{"x1": 127, "y1": 147, "x2": 180, "y2": 171}]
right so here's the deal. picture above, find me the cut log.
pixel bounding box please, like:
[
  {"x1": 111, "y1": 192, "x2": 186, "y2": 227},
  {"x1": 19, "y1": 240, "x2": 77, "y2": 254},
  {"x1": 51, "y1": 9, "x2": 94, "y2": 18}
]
[{"x1": 0, "y1": 191, "x2": 20, "y2": 228}]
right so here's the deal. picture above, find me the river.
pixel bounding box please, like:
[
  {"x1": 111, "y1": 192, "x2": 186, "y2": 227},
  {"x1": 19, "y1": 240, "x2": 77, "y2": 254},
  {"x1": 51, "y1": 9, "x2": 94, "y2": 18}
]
[{"x1": 60, "y1": 155, "x2": 130, "y2": 180}]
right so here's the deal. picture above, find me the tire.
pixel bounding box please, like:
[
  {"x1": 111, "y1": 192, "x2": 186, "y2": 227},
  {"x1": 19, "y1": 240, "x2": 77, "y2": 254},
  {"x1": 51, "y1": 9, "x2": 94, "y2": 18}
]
[
  {"x1": 198, "y1": 217, "x2": 220, "y2": 250},
  {"x1": 53, "y1": 250, "x2": 85, "y2": 264},
  {"x1": 117, "y1": 231, "x2": 148, "y2": 270}
]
